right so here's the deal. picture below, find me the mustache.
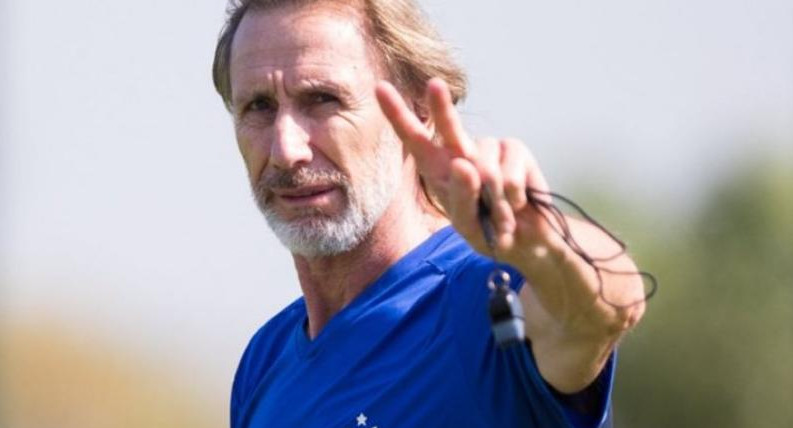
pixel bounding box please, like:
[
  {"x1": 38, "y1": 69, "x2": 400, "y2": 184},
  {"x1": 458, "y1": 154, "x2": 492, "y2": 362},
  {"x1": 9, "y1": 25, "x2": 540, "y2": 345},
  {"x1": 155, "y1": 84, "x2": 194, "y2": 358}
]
[
  {"x1": 255, "y1": 167, "x2": 348, "y2": 202},
  {"x1": 262, "y1": 167, "x2": 347, "y2": 189}
]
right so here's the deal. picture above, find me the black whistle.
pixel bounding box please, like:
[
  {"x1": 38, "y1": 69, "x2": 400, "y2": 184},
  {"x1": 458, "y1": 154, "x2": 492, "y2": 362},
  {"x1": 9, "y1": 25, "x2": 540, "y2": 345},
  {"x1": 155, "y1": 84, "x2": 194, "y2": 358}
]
[
  {"x1": 486, "y1": 271, "x2": 525, "y2": 348},
  {"x1": 478, "y1": 188, "x2": 526, "y2": 348}
]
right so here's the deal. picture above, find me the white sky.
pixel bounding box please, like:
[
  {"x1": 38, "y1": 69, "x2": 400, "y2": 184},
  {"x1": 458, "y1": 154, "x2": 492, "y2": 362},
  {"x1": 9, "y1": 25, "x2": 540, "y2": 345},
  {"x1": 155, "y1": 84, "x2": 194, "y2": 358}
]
[{"x1": 2, "y1": 0, "x2": 792, "y2": 412}]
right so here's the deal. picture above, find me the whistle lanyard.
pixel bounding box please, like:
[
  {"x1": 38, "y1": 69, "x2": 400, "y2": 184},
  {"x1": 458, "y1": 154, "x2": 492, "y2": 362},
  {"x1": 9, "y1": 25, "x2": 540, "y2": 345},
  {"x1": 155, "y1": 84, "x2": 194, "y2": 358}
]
[
  {"x1": 477, "y1": 189, "x2": 527, "y2": 348},
  {"x1": 477, "y1": 182, "x2": 658, "y2": 347}
]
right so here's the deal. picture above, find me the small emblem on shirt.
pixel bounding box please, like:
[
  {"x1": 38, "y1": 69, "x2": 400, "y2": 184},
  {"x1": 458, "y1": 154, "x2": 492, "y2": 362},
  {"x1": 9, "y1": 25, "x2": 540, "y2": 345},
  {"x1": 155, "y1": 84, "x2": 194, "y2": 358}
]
[{"x1": 355, "y1": 412, "x2": 378, "y2": 427}]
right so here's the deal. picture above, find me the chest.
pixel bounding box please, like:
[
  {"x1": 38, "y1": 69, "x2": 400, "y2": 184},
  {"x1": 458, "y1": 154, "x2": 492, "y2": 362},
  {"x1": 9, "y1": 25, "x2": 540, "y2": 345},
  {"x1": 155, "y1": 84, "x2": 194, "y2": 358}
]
[{"x1": 243, "y1": 303, "x2": 488, "y2": 427}]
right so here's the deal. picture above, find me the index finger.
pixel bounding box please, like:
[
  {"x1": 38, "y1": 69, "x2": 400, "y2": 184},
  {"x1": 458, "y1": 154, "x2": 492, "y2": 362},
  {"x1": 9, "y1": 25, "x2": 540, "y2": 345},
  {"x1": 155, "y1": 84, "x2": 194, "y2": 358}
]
[
  {"x1": 426, "y1": 78, "x2": 477, "y2": 159},
  {"x1": 375, "y1": 80, "x2": 433, "y2": 148},
  {"x1": 375, "y1": 81, "x2": 451, "y2": 180}
]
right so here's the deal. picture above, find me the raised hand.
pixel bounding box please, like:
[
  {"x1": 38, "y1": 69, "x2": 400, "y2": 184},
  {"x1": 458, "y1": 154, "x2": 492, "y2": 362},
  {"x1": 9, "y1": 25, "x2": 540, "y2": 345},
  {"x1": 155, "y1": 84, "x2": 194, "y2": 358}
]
[
  {"x1": 376, "y1": 77, "x2": 646, "y2": 393},
  {"x1": 375, "y1": 77, "x2": 560, "y2": 266}
]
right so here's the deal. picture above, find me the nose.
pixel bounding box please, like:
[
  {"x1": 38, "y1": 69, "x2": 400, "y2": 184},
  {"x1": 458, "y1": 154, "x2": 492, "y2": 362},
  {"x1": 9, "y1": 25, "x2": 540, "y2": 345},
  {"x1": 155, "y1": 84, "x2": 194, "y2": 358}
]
[{"x1": 270, "y1": 110, "x2": 312, "y2": 170}]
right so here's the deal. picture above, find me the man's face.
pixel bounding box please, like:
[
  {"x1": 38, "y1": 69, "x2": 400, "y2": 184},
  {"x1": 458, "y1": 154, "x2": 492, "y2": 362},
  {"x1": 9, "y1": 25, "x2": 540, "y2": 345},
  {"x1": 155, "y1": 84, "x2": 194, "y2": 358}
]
[{"x1": 229, "y1": 4, "x2": 403, "y2": 257}]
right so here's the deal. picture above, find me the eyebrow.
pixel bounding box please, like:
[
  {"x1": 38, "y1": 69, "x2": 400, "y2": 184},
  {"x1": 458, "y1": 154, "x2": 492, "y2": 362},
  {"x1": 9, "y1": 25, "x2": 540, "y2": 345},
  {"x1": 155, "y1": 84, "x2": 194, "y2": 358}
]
[
  {"x1": 233, "y1": 76, "x2": 354, "y2": 106},
  {"x1": 291, "y1": 78, "x2": 353, "y2": 99}
]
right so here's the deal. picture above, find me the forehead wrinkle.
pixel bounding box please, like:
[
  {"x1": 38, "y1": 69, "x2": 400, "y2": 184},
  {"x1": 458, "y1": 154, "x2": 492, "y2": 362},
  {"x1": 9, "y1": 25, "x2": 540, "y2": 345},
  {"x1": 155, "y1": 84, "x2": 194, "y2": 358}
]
[
  {"x1": 234, "y1": 55, "x2": 372, "y2": 105},
  {"x1": 285, "y1": 69, "x2": 360, "y2": 98},
  {"x1": 232, "y1": 5, "x2": 373, "y2": 67},
  {"x1": 229, "y1": 4, "x2": 385, "y2": 106},
  {"x1": 235, "y1": 67, "x2": 357, "y2": 103}
]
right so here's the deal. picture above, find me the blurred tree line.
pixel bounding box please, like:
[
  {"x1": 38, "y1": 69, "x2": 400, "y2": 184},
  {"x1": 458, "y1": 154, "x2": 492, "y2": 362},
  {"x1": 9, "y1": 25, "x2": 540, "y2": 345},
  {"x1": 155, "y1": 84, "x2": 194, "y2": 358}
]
[{"x1": 605, "y1": 153, "x2": 793, "y2": 427}]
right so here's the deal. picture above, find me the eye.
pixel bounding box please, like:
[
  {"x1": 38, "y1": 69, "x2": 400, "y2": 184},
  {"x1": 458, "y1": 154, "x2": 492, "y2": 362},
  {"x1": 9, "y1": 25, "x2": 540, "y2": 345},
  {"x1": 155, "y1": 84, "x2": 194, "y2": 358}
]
[
  {"x1": 306, "y1": 91, "x2": 339, "y2": 105},
  {"x1": 236, "y1": 95, "x2": 277, "y2": 128},
  {"x1": 248, "y1": 95, "x2": 276, "y2": 113}
]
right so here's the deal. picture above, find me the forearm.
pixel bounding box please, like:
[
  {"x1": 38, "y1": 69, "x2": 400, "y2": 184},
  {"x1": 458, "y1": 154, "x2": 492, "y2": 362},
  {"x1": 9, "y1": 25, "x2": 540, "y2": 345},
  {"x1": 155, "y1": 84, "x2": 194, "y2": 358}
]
[{"x1": 515, "y1": 216, "x2": 645, "y2": 393}]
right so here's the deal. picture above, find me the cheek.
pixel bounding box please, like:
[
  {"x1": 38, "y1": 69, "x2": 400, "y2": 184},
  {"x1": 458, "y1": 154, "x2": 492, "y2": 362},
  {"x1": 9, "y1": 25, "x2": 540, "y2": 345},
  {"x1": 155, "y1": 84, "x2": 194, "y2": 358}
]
[
  {"x1": 321, "y1": 114, "x2": 386, "y2": 172},
  {"x1": 235, "y1": 127, "x2": 270, "y2": 181}
]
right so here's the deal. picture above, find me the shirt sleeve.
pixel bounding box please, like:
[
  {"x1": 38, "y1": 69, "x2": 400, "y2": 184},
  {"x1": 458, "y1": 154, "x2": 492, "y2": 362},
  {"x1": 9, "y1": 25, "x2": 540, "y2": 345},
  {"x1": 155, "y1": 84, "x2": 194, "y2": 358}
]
[{"x1": 444, "y1": 253, "x2": 615, "y2": 428}]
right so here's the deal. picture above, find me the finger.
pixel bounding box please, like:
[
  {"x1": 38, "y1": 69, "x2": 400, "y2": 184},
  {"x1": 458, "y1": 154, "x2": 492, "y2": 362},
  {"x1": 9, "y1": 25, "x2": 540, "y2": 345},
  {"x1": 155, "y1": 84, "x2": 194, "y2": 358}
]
[
  {"x1": 447, "y1": 157, "x2": 485, "y2": 249},
  {"x1": 513, "y1": 147, "x2": 559, "y2": 243},
  {"x1": 500, "y1": 138, "x2": 529, "y2": 211},
  {"x1": 522, "y1": 147, "x2": 552, "y2": 204},
  {"x1": 426, "y1": 78, "x2": 477, "y2": 159},
  {"x1": 375, "y1": 81, "x2": 450, "y2": 182},
  {"x1": 375, "y1": 80, "x2": 432, "y2": 144},
  {"x1": 476, "y1": 138, "x2": 515, "y2": 242}
]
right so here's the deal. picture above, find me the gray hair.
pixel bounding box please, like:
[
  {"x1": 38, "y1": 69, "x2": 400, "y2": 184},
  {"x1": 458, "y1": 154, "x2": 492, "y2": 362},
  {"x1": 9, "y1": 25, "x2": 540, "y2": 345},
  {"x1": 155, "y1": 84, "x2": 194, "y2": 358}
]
[{"x1": 211, "y1": 0, "x2": 467, "y2": 110}]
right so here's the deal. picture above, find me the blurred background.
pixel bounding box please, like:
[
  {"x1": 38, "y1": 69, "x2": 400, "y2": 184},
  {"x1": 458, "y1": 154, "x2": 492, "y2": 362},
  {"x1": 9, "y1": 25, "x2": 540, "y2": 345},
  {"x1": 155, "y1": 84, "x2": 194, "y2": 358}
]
[{"x1": 1, "y1": 0, "x2": 790, "y2": 427}]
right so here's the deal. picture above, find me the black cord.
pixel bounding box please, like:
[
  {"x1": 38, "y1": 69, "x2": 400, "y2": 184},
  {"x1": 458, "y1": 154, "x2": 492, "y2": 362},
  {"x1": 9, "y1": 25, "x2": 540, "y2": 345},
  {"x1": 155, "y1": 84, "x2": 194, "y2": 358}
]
[{"x1": 523, "y1": 187, "x2": 658, "y2": 308}]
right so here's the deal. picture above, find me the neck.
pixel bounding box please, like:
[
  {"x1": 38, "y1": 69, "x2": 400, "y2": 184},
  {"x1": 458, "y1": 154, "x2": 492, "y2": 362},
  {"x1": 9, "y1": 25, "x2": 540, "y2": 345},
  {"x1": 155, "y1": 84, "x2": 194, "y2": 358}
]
[{"x1": 292, "y1": 194, "x2": 447, "y2": 339}]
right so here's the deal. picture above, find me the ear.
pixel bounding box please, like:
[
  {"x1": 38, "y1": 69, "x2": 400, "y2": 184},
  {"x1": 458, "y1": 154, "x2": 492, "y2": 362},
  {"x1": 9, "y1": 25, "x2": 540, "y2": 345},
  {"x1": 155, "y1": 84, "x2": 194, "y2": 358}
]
[{"x1": 412, "y1": 100, "x2": 435, "y2": 134}]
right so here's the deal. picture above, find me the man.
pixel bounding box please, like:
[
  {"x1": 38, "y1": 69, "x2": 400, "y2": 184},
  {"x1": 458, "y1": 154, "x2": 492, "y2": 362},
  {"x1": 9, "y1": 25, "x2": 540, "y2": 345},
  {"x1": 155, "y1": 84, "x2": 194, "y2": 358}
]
[{"x1": 212, "y1": 0, "x2": 646, "y2": 426}]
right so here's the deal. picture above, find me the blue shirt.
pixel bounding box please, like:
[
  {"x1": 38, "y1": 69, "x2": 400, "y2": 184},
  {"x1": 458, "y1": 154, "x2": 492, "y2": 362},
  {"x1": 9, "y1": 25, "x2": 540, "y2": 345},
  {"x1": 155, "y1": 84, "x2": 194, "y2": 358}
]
[{"x1": 231, "y1": 226, "x2": 614, "y2": 427}]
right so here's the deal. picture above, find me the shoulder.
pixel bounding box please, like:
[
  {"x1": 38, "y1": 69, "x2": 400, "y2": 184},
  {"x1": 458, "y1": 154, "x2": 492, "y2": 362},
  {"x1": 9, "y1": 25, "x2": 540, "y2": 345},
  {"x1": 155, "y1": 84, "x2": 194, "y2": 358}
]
[
  {"x1": 426, "y1": 226, "x2": 522, "y2": 277},
  {"x1": 424, "y1": 226, "x2": 483, "y2": 275},
  {"x1": 429, "y1": 228, "x2": 525, "y2": 298}
]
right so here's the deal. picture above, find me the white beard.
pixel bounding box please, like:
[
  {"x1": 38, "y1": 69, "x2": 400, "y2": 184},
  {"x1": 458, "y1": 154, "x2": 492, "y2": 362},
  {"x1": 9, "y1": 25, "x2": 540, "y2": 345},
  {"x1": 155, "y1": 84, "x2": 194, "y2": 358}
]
[{"x1": 253, "y1": 135, "x2": 402, "y2": 258}]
